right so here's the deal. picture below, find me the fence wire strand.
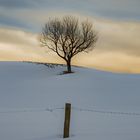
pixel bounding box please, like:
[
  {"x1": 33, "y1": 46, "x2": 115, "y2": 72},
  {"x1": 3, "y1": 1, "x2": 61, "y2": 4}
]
[
  {"x1": 0, "y1": 106, "x2": 140, "y2": 117},
  {"x1": 72, "y1": 107, "x2": 140, "y2": 116}
]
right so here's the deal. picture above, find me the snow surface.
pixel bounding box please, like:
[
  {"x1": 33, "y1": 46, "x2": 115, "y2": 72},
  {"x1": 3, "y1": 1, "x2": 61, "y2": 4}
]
[{"x1": 0, "y1": 62, "x2": 140, "y2": 140}]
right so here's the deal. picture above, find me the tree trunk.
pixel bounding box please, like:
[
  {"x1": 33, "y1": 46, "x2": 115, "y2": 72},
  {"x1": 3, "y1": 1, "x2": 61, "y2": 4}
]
[{"x1": 66, "y1": 60, "x2": 71, "y2": 73}]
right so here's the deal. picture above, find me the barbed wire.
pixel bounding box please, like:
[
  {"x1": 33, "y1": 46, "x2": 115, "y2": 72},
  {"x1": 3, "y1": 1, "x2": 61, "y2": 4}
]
[{"x1": 0, "y1": 106, "x2": 140, "y2": 117}]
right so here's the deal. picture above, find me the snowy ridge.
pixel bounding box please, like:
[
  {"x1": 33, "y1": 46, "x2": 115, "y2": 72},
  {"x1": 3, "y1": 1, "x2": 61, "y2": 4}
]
[{"x1": 0, "y1": 62, "x2": 140, "y2": 140}]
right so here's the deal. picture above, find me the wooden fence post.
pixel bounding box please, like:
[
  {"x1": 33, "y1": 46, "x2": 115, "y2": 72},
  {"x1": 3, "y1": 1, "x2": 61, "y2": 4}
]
[{"x1": 63, "y1": 103, "x2": 71, "y2": 138}]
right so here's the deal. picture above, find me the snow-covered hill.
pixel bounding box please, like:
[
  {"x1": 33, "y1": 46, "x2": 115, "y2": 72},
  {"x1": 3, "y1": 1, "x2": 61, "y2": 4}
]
[{"x1": 0, "y1": 62, "x2": 140, "y2": 140}]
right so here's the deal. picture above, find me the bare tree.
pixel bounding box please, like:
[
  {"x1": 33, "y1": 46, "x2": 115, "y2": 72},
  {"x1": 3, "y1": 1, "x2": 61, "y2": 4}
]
[{"x1": 40, "y1": 16, "x2": 98, "y2": 73}]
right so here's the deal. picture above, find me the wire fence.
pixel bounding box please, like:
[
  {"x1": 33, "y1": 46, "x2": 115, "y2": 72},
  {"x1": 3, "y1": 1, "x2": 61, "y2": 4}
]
[
  {"x1": 72, "y1": 107, "x2": 140, "y2": 116},
  {"x1": 0, "y1": 106, "x2": 140, "y2": 117}
]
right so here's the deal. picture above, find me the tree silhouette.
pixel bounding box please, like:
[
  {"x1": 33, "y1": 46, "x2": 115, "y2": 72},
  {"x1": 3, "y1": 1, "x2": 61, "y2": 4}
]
[{"x1": 40, "y1": 16, "x2": 98, "y2": 73}]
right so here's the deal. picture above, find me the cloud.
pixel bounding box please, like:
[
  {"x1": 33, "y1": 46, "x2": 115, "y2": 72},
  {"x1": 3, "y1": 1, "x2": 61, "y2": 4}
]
[
  {"x1": 0, "y1": 28, "x2": 37, "y2": 46},
  {"x1": 72, "y1": 17, "x2": 140, "y2": 73},
  {"x1": 73, "y1": 52, "x2": 140, "y2": 73},
  {"x1": 0, "y1": 0, "x2": 140, "y2": 73},
  {"x1": 94, "y1": 19, "x2": 140, "y2": 57},
  {"x1": 0, "y1": 0, "x2": 140, "y2": 32},
  {"x1": 0, "y1": 16, "x2": 140, "y2": 73},
  {"x1": 0, "y1": 28, "x2": 47, "y2": 62}
]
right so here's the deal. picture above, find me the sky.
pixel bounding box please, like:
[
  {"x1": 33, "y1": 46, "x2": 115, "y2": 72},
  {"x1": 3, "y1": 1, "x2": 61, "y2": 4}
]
[{"x1": 0, "y1": 0, "x2": 140, "y2": 73}]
